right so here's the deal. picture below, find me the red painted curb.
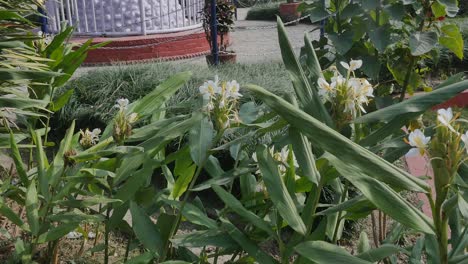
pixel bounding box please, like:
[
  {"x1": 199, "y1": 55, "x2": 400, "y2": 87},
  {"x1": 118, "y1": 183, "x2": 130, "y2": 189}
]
[{"x1": 72, "y1": 29, "x2": 231, "y2": 65}]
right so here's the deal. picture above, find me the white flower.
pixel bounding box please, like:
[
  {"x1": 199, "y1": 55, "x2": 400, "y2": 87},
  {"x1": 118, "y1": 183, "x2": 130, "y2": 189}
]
[
  {"x1": 279, "y1": 146, "x2": 299, "y2": 167},
  {"x1": 128, "y1": 113, "x2": 138, "y2": 123},
  {"x1": 340, "y1": 59, "x2": 363, "y2": 72},
  {"x1": 331, "y1": 75, "x2": 346, "y2": 89},
  {"x1": 115, "y1": 98, "x2": 129, "y2": 110},
  {"x1": 344, "y1": 99, "x2": 356, "y2": 116},
  {"x1": 405, "y1": 129, "x2": 431, "y2": 157},
  {"x1": 199, "y1": 76, "x2": 221, "y2": 100},
  {"x1": 90, "y1": 128, "x2": 101, "y2": 143},
  {"x1": 437, "y1": 108, "x2": 457, "y2": 133},
  {"x1": 318, "y1": 77, "x2": 333, "y2": 98},
  {"x1": 80, "y1": 128, "x2": 101, "y2": 148},
  {"x1": 226, "y1": 80, "x2": 242, "y2": 99},
  {"x1": 461, "y1": 131, "x2": 468, "y2": 154}
]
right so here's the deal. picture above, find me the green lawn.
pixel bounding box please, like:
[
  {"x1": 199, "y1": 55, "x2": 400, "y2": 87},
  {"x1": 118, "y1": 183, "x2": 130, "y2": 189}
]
[{"x1": 53, "y1": 62, "x2": 293, "y2": 131}]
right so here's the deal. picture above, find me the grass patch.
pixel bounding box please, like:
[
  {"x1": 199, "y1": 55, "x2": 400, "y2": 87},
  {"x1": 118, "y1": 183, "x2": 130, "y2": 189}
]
[
  {"x1": 53, "y1": 62, "x2": 292, "y2": 132},
  {"x1": 245, "y1": 3, "x2": 280, "y2": 21}
]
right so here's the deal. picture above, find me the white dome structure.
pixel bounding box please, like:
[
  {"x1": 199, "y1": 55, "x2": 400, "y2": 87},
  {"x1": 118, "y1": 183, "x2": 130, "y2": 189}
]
[{"x1": 45, "y1": 0, "x2": 204, "y2": 36}]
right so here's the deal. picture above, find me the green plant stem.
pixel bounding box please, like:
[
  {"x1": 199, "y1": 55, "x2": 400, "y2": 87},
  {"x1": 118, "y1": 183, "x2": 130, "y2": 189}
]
[
  {"x1": 398, "y1": 57, "x2": 416, "y2": 102},
  {"x1": 164, "y1": 130, "x2": 224, "y2": 261},
  {"x1": 104, "y1": 204, "x2": 112, "y2": 264},
  {"x1": 399, "y1": 18, "x2": 426, "y2": 102},
  {"x1": 124, "y1": 235, "x2": 132, "y2": 262},
  {"x1": 92, "y1": 204, "x2": 102, "y2": 257},
  {"x1": 332, "y1": 180, "x2": 349, "y2": 244}
]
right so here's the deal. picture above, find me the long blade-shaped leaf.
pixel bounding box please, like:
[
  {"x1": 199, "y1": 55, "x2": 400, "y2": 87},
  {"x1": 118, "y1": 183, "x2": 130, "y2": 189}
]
[
  {"x1": 220, "y1": 218, "x2": 278, "y2": 264},
  {"x1": 129, "y1": 202, "x2": 164, "y2": 255},
  {"x1": 257, "y1": 145, "x2": 307, "y2": 235},
  {"x1": 245, "y1": 84, "x2": 429, "y2": 192},
  {"x1": 212, "y1": 185, "x2": 274, "y2": 236},
  {"x1": 26, "y1": 182, "x2": 39, "y2": 236},
  {"x1": 326, "y1": 153, "x2": 434, "y2": 234},
  {"x1": 189, "y1": 117, "x2": 214, "y2": 166},
  {"x1": 355, "y1": 80, "x2": 468, "y2": 123},
  {"x1": 9, "y1": 132, "x2": 29, "y2": 185},
  {"x1": 277, "y1": 18, "x2": 333, "y2": 127},
  {"x1": 129, "y1": 72, "x2": 192, "y2": 116},
  {"x1": 296, "y1": 241, "x2": 372, "y2": 264}
]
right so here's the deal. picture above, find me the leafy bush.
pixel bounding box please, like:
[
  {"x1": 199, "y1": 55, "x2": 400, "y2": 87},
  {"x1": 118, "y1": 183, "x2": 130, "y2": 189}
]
[
  {"x1": 300, "y1": 0, "x2": 465, "y2": 100},
  {"x1": 246, "y1": 4, "x2": 280, "y2": 21},
  {"x1": 2, "y1": 2, "x2": 468, "y2": 264}
]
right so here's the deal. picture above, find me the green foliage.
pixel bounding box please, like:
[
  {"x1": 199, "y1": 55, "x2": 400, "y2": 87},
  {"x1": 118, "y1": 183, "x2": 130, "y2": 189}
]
[
  {"x1": 299, "y1": 0, "x2": 465, "y2": 98},
  {"x1": 1, "y1": 3, "x2": 467, "y2": 264},
  {"x1": 245, "y1": 4, "x2": 280, "y2": 21}
]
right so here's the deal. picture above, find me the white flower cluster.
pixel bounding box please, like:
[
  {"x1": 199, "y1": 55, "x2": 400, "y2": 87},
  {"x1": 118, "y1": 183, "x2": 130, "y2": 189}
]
[
  {"x1": 318, "y1": 59, "x2": 374, "y2": 118},
  {"x1": 199, "y1": 76, "x2": 242, "y2": 129},
  {"x1": 406, "y1": 108, "x2": 468, "y2": 157},
  {"x1": 252, "y1": 146, "x2": 298, "y2": 174},
  {"x1": 113, "y1": 98, "x2": 138, "y2": 144},
  {"x1": 199, "y1": 76, "x2": 242, "y2": 110},
  {"x1": 79, "y1": 128, "x2": 101, "y2": 149}
]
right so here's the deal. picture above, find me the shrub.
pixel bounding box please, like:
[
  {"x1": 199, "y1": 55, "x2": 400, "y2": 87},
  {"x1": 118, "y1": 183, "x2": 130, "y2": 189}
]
[{"x1": 245, "y1": 4, "x2": 280, "y2": 21}]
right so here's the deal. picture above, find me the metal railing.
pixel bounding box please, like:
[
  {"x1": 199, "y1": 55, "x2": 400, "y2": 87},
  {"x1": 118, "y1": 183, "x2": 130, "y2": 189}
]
[{"x1": 45, "y1": 0, "x2": 204, "y2": 36}]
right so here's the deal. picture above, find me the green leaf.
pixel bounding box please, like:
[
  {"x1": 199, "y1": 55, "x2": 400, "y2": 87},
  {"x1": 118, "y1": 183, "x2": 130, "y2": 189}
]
[
  {"x1": 438, "y1": 0, "x2": 459, "y2": 17},
  {"x1": 164, "y1": 200, "x2": 217, "y2": 229},
  {"x1": 26, "y1": 182, "x2": 39, "y2": 236},
  {"x1": 125, "y1": 252, "x2": 155, "y2": 264},
  {"x1": 37, "y1": 223, "x2": 79, "y2": 243},
  {"x1": 0, "y1": 199, "x2": 25, "y2": 230},
  {"x1": 355, "y1": 80, "x2": 468, "y2": 123},
  {"x1": 245, "y1": 84, "x2": 429, "y2": 192},
  {"x1": 129, "y1": 72, "x2": 192, "y2": 116},
  {"x1": 361, "y1": 0, "x2": 380, "y2": 10},
  {"x1": 114, "y1": 159, "x2": 153, "y2": 202},
  {"x1": 357, "y1": 244, "x2": 406, "y2": 262},
  {"x1": 220, "y1": 218, "x2": 278, "y2": 264},
  {"x1": 277, "y1": 18, "x2": 333, "y2": 127},
  {"x1": 9, "y1": 132, "x2": 29, "y2": 185},
  {"x1": 409, "y1": 31, "x2": 438, "y2": 56},
  {"x1": 328, "y1": 31, "x2": 355, "y2": 55},
  {"x1": 326, "y1": 153, "x2": 434, "y2": 234},
  {"x1": 171, "y1": 229, "x2": 237, "y2": 248},
  {"x1": 256, "y1": 145, "x2": 307, "y2": 235},
  {"x1": 212, "y1": 185, "x2": 274, "y2": 235},
  {"x1": 296, "y1": 241, "x2": 372, "y2": 264},
  {"x1": 32, "y1": 129, "x2": 49, "y2": 199},
  {"x1": 289, "y1": 128, "x2": 320, "y2": 185},
  {"x1": 129, "y1": 202, "x2": 163, "y2": 255},
  {"x1": 409, "y1": 237, "x2": 425, "y2": 263},
  {"x1": 439, "y1": 24, "x2": 464, "y2": 59},
  {"x1": 171, "y1": 153, "x2": 197, "y2": 199},
  {"x1": 318, "y1": 195, "x2": 375, "y2": 220},
  {"x1": 0, "y1": 69, "x2": 61, "y2": 81},
  {"x1": 357, "y1": 232, "x2": 370, "y2": 254},
  {"x1": 368, "y1": 25, "x2": 392, "y2": 53},
  {"x1": 189, "y1": 117, "x2": 214, "y2": 166},
  {"x1": 431, "y1": 1, "x2": 447, "y2": 18},
  {"x1": 50, "y1": 88, "x2": 74, "y2": 111}
]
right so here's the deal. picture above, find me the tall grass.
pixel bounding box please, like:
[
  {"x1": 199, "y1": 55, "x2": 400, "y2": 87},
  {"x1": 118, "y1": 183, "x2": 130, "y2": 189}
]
[{"x1": 53, "y1": 62, "x2": 292, "y2": 132}]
